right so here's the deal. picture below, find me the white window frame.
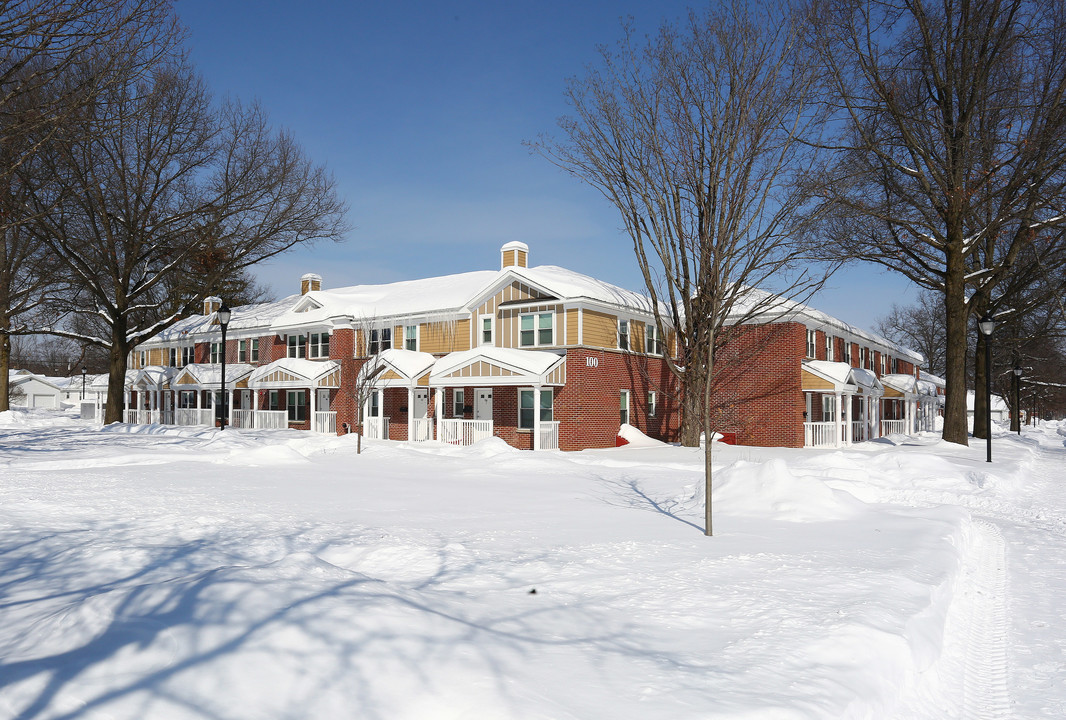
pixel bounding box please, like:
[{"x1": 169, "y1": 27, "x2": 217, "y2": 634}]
[
  {"x1": 647, "y1": 391, "x2": 657, "y2": 417},
  {"x1": 880, "y1": 354, "x2": 886, "y2": 376},
  {"x1": 453, "y1": 388, "x2": 465, "y2": 417},
  {"x1": 139, "y1": 350, "x2": 146, "y2": 367},
  {"x1": 620, "y1": 389, "x2": 631, "y2": 426},
  {"x1": 404, "y1": 325, "x2": 418, "y2": 351},
  {"x1": 618, "y1": 319, "x2": 629, "y2": 351},
  {"x1": 519, "y1": 312, "x2": 554, "y2": 348},
  {"x1": 479, "y1": 314, "x2": 494, "y2": 346},
  {"x1": 210, "y1": 343, "x2": 222, "y2": 364},
  {"x1": 806, "y1": 329, "x2": 816, "y2": 358},
  {"x1": 286, "y1": 390, "x2": 306, "y2": 423},
  {"x1": 181, "y1": 346, "x2": 194, "y2": 366},
  {"x1": 287, "y1": 334, "x2": 307, "y2": 359},
  {"x1": 309, "y1": 332, "x2": 330, "y2": 359},
  {"x1": 518, "y1": 388, "x2": 553, "y2": 430},
  {"x1": 645, "y1": 323, "x2": 662, "y2": 356},
  {"x1": 368, "y1": 327, "x2": 391, "y2": 355},
  {"x1": 843, "y1": 341, "x2": 852, "y2": 364},
  {"x1": 822, "y1": 395, "x2": 835, "y2": 421},
  {"x1": 826, "y1": 335, "x2": 834, "y2": 362},
  {"x1": 168, "y1": 347, "x2": 177, "y2": 367},
  {"x1": 238, "y1": 339, "x2": 248, "y2": 363},
  {"x1": 251, "y1": 338, "x2": 259, "y2": 363},
  {"x1": 860, "y1": 346, "x2": 868, "y2": 369}
]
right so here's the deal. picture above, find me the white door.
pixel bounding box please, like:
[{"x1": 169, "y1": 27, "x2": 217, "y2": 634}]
[
  {"x1": 316, "y1": 388, "x2": 330, "y2": 411},
  {"x1": 475, "y1": 388, "x2": 493, "y2": 421},
  {"x1": 413, "y1": 389, "x2": 429, "y2": 417},
  {"x1": 241, "y1": 389, "x2": 252, "y2": 410}
]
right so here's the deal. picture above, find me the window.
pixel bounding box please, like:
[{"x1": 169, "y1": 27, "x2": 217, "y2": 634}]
[
  {"x1": 620, "y1": 390, "x2": 631, "y2": 425},
  {"x1": 860, "y1": 347, "x2": 868, "y2": 369},
  {"x1": 309, "y1": 332, "x2": 330, "y2": 359},
  {"x1": 843, "y1": 341, "x2": 852, "y2": 364},
  {"x1": 286, "y1": 390, "x2": 306, "y2": 422},
  {"x1": 518, "y1": 389, "x2": 553, "y2": 429},
  {"x1": 268, "y1": 390, "x2": 279, "y2": 411},
  {"x1": 822, "y1": 395, "x2": 835, "y2": 421},
  {"x1": 880, "y1": 354, "x2": 886, "y2": 376},
  {"x1": 169, "y1": 347, "x2": 177, "y2": 367},
  {"x1": 369, "y1": 328, "x2": 391, "y2": 355},
  {"x1": 826, "y1": 335, "x2": 834, "y2": 361},
  {"x1": 647, "y1": 391, "x2": 657, "y2": 417},
  {"x1": 178, "y1": 390, "x2": 195, "y2": 408},
  {"x1": 645, "y1": 323, "x2": 662, "y2": 355},
  {"x1": 618, "y1": 319, "x2": 629, "y2": 351},
  {"x1": 480, "y1": 315, "x2": 493, "y2": 346},
  {"x1": 806, "y1": 329, "x2": 816, "y2": 358},
  {"x1": 238, "y1": 340, "x2": 248, "y2": 363},
  {"x1": 287, "y1": 334, "x2": 307, "y2": 359},
  {"x1": 368, "y1": 390, "x2": 380, "y2": 418},
  {"x1": 251, "y1": 338, "x2": 259, "y2": 363},
  {"x1": 139, "y1": 351, "x2": 146, "y2": 367},
  {"x1": 453, "y1": 389, "x2": 465, "y2": 417},
  {"x1": 404, "y1": 325, "x2": 418, "y2": 351},
  {"x1": 182, "y1": 346, "x2": 194, "y2": 366},
  {"x1": 210, "y1": 343, "x2": 221, "y2": 364},
  {"x1": 520, "y1": 312, "x2": 554, "y2": 347}
]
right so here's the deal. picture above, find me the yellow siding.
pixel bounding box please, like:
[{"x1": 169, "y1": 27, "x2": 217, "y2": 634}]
[
  {"x1": 565, "y1": 308, "x2": 579, "y2": 345},
  {"x1": 631, "y1": 321, "x2": 646, "y2": 353},
  {"x1": 421, "y1": 319, "x2": 471, "y2": 354},
  {"x1": 583, "y1": 309, "x2": 618, "y2": 349},
  {"x1": 801, "y1": 369, "x2": 835, "y2": 391},
  {"x1": 883, "y1": 386, "x2": 904, "y2": 398}
]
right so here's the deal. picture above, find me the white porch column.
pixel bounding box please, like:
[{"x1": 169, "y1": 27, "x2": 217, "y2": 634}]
[
  {"x1": 210, "y1": 390, "x2": 216, "y2": 426},
  {"x1": 844, "y1": 393, "x2": 853, "y2": 446},
  {"x1": 309, "y1": 385, "x2": 317, "y2": 430},
  {"x1": 906, "y1": 398, "x2": 915, "y2": 435},
  {"x1": 407, "y1": 387, "x2": 414, "y2": 441},
  {"x1": 834, "y1": 391, "x2": 843, "y2": 448},
  {"x1": 533, "y1": 385, "x2": 542, "y2": 451},
  {"x1": 434, "y1": 387, "x2": 443, "y2": 440},
  {"x1": 228, "y1": 385, "x2": 234, "y2": 428}
]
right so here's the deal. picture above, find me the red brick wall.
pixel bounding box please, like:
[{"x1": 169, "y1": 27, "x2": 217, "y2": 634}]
[{"x1": 710, "y1": 322, "x2": 805, "y2": 448}]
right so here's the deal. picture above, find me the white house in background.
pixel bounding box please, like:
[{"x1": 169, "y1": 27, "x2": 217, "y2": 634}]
[
  {"x1": 966, "y1": 390, "x2": 1010, "y2": 426},
  {"x1": 7, "y1": 371, "x2": 63, "y2": 409}
]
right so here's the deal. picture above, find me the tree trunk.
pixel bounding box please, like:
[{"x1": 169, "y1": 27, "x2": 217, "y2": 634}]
[
  {"x1": 973, "y1": 333, "x2": 989, "y2": 439},
  {"x1": 680, "y1": 364, "x2": 705, "y2": 447},
  {"x1": 703, "y1": 346, "x2": 715, "y2": 537},
  {"x1": 941, "y1": 255, "x2": 970, "y2": 445},
  {"x1": 0, "y1": 326, "x2": 10, "y2": 412},
  {"x1": 103, "y1": 322, "x2": 130, "y2": 424}
]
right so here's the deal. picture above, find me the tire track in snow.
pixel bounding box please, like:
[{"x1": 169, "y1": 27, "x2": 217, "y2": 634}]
[{"x1": 961, "y1": 520, "x2": 1011, "y2": 720}]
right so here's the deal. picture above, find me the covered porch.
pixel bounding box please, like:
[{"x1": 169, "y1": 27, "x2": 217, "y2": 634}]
[
  {"x1": 170, "y1": 363, "x2": 256, "y2": 427},
  {"x1": 356, "y1": 349, "x2": 437, "y2": 442},
  {"x1": 879, "y1": 374, "x2": 921, "y2": 436},
  {"x1": 428, "y1": 347, "x2": 566, "y2": 450},
  {"x1": 801, "y1": 361, "x2": 884, "y2": 448},
  {"x1": 126, "y1": 366, "x2": 179, "y2": 425},
  {"x1": 248, "y1": 358, "x2": 341, "y2": 433}
]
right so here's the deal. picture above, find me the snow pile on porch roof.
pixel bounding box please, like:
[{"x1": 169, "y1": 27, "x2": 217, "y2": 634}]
[
  {"x1": 156, "y1": 295, "x2": 302, "y2": 341},
  {"x1": 881, "y1": 373, "x2": 918, "y2": 394},
  {"x1": 430, "y1": 346, "x2": 565, "y2": 381},
  {"x1": 248, "y1": 358, "x2": 340, "y2": 385},
  {"x1": 134, "y1": 366, "x2": 179, "y2": 386},
  {"x1": 366, "y1": 349, "x2": 436, "y2": 380},
  {"x1": 512, "y1": 266, "x2": 654, "y2": 312},
  {"x1": 176, "y1": 363, "x2": 256, "y2": 387},
  {"x1": 804, "y1": 360, "x2": 854, "y2": 386}
]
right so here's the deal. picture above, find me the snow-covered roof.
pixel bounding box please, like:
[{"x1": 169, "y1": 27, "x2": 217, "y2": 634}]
[
  {"x1": 803, "y1": 361, "x2": 883, "y2": 394},
  {"x1": 154, "y1": 295, "x2": 303, "y2": 341},
  {"x1": 174, "y1": 363, "x2": 256, "y2": 388},
  {"x1": 133, "y1": 366, "x2": 180, "y2": 387},
  {"x1": 357, "y1": 349, "x2": 437, "y2": 384},
  {"x1": 429, "y1": 346, "x2": 567, "y2": 387},
  {"x1": 880, "y1": 373, "x2": 918, "y2": 395},
  {"x1": 966, "y1": 391, "x2": 1009, "y2": 412},
  {"x1": 7, "y1": 371, "x2": 63, "y2": 391},
  {"x1": 248, "y1": 358, "x2": 340, "y2": 386},
  {"x1": 509, "y1": 266, "x2": 655, "y2": 313}
]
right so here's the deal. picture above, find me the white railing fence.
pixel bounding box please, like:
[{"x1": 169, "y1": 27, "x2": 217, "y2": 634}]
[
  {"x1": 851, "y1": 421, "x2": 864, "y2": 442},
  {"x1": 804, "y1": 421, "x2": 838, "y2": 448},
  {"x1": 410, "y1": 417, "x2": 434, "y2": 442},
  {"x1": 537, "y1": 421, "x2": 560, "y2": 450},
  {"x1": 364, "y1": 416, "x2": 390, "y2": 440},
  {"x1": 232, "y1": 409, "x2": 255, "y2": 429},
  {"x1": 255, "y1": 410, "x2": 288, "y2": 430},
  {"x1": 440, "y1": 419, "x2": 493, "y2": 446},
  {"x1": 314, "y1": 411, "x2": 337, "y2": 435},
  {"x1": 881, "y1": 419, "x2": 906, "y2": 436}
]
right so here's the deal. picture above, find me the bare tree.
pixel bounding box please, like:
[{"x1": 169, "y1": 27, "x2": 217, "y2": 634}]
[
  {"x1": 533, "y1": 0, "x2": 831, "y2": 535},
  {"x1": 875, "y1": 290, "x2": 947, "y2": 378},
  {"x1": 808, "y1": 0, "x2": 1066, "y2": 446},
  {"x1": 26, "y1": 52, "x2": 349, "y2": 423}
]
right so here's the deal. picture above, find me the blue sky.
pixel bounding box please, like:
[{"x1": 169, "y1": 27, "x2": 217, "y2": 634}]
[{"x1": 175, "y1": 0, "x2": 916, "y2": 331}]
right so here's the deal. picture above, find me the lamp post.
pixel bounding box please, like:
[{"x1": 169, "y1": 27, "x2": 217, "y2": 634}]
[
  {"x1": 1012, "y1": 364, "x2": 1023, "y2": 435},
  {"x1": 80, "y1": 366, "x2": 87, "y2": 400},
  {"x1": 978, "y1": 315, "x2": 996, "y2": 462},
  {"x1": 217, "y1": 302, "x2": 231, "y2": 430}
]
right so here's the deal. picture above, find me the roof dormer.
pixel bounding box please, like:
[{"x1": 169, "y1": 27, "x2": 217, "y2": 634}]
[{"x1": 501, "y1": 241, "x2": 528, "y2": 269}]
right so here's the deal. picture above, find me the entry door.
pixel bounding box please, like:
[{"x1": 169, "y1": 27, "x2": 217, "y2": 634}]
[
  {"x1": 316, "y1": 388, "x2": 330, "y2": 411},
  {"x1": 413, "y1": 389, "x2": 429, "y2": 418},
  {"x1": 474, "y1": 388, "x2": 493, "y2": 421},
  {"x1": 240, "y1": 390, "x2": 251, "y2": 410}
]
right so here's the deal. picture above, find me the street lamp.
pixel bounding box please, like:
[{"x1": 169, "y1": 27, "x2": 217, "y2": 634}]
[
  {"x1": 978, "y1": 315, "x2": 995, "y2": 462},
  {"x1": 80, "y1": 366, "x2": 87, "y2": 401},
  {"x1": 1012, "y1": 364, "x2": 1023, "y2": 435},
  {"x1": 217, "y1": 302, "x2": 231, "y2": 430}
]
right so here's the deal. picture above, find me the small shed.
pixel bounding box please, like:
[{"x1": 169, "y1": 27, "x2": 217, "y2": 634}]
[{"x1": 8, "y1": 371, "x2": 64, "y2": 409}]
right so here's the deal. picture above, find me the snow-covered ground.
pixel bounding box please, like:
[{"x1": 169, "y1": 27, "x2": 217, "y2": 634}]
[{"x1": 1, "y1": 409, "x2": 1063, "y2": 719}]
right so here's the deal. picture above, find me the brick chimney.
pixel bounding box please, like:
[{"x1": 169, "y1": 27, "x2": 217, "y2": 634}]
[
  {"x1": 301, "y1": 273, "x2": 322, "y2": 295},
  {"x1": 203, "y1": 296, "x2": 221, "y2": 315},
  {"x1": 501, "y1": 241, "x2": 528, "y2": 269}
]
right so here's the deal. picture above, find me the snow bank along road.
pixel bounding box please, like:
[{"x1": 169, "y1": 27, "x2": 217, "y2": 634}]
[{"x1": 0, "y1": 410, "x2": 1063, "y2": 719}]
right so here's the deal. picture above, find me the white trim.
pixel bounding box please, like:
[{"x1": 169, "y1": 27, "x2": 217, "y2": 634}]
[
  {"x1": 518, "y1": 310, "x2": 555, "y2": 348},
  {"x1": 478, "y1": 314, "x2": 494, "y2": 346}
]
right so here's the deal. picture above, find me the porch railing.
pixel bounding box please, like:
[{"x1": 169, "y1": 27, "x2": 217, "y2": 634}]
[
  {"x1": 537, "y1": 421, "x2": 560, "y2": 450},
  {"x1": 232, "y1": 409, "x2": 255, "y2": 429},
  {"x1": 851, "y1": 421, "x2": 865, "y2": 442},
  {"x1": 124, "y1": 409, "x2": 163, "y2": 425},
  {"x1": 174, "y1": 408, "x2": 214, "y2": 426},
  {"x1": 804, "y1": 421, "x2": 838, "y2": 448},
  {"x1": 364, "y1": 416, "x2": 389, "y2": 440},
  {"x1": 254, "y1": 410, "x2": 288, "y2": 430},
  {"x1": 314, "y1": 411, "x2": 337, "y2": 435},
  {"x1": 410, "y1": 417, "x2": 434, "y2": 442},
  {"x1": 881, "y1": 419, "x2": 906, "y2": 436},
  {"x1": 440, "y1": 419, "x2": 493, "y2": 446}
]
